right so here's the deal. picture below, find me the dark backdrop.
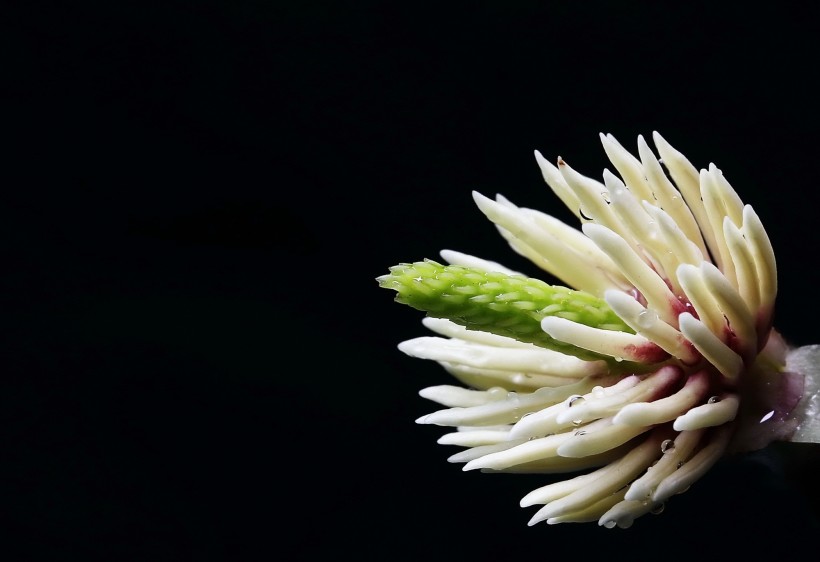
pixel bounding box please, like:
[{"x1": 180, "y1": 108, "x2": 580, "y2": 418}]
[{"x1": 2, "y1": 2, "x2": 820, "y2": 561}]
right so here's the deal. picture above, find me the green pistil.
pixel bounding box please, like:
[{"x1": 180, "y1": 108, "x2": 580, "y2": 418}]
[{"x1": 378, "y1": 260, "x2": 633, "y2": 361}]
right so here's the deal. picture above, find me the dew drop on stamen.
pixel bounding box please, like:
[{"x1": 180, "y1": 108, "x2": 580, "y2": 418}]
[
  {"x1": 579, "y1": 208, "x2": 593, "y2": 221},
  {"x1": 487, "y1": 387, "x2": 507, "y2": 401},
  {"x1": 637, "y1": 310, "x2": 654, "y2": 329},
  {"x1": 575, "y1": 430, "x2": 587, "y2": 436},
  {"x1": 568, "y1": 395, "x2": 585, "y2": 407},
  {"x1": 509, "y1": 391, "x2": 521, "y2": 420},
  {"x1": 661, "y1": 439, "x2": 675, "y2": 453},
  {"x1": 591, "y1": 385, "x2": 605, "y2": 398},
  {"x1": 707, "y1": 396, "x2": 720, "y2": 404},
  {"x1": 650, "y1": 503, "x2": 665, "y2": 515},
  {"x1": 603, "y1": 520, "x2": 617, "y2": 529},
  {"x1": 601, "y1": 191, "x2": 611, "y2": 204}
]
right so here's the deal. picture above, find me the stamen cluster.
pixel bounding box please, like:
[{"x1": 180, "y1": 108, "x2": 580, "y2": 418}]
[{"x1": 378, "y1": 132, "x2": 786, "y2": 528}]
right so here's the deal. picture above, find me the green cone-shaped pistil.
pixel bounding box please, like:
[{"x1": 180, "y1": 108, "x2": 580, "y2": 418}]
[{"x1": 378, "y1": 260, "x2": 633, "y2": 361}]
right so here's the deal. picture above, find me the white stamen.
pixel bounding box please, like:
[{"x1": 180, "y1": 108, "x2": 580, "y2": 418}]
[
  {"x1": 637, "y1": 134, "x2": 707, "y2": 257},
  {"x1": 723, "y1": 218, "x2": 761, "y2": 314},
  {"x1": 439, "y1": 362, "x2": 582, "y2": 391},
  {"x1": 520, "y1": 470, "x2": 603, "y2": 507},
  {"x1": 527, "y1": 429, "x2": 665, "y2": 523},
  {"x1": 677, "y1": 262, "x2": 726, "y2": 338},
  {"x1": 508, "y1": 377, "x2": 636, "y2": 440},
  {"x1": 614, "y1": 370, "x2": 710, "y2": 427},
  {"x1": 600, "y1": 133, "x2": 655, "y2": 203},
  {"x1": 642, "y1": 202, "x2": 706, "y2": 290},
  {"x1": 541, "y1": 316, "x2": 666, "y2": 362},
  {"x1": 652, "y1": 131, "x2": 718, "y2": 261},
  {"x1": 557, "y1": 158, "x2": 623, "y2": 234},
  {"x1": 417, "y1": 384, "x2": 570, "y2": 427},
  {"x1": 472, "y1": 191, "x2": 615, "y2": 295},
  {"x1": 556, "y1": 417, "x2": 651, "y2": 458},
  {"x1": 701, "y1": 167, "x2": 737, "y2": 285},
  {"x1": 678, "y1": 312, "x2": 743, "y2": 379},
  {"x1": 438, "y1": 429, "x2": 511, "y2": 447},
  {"x1": 603, "y1": 170, "x2": 670, "y2": 279},
  {"x1": 598, "y1": 499, "x2": 654, "y2": 529},
  {"x1": 555, "y1": 367, "x2": 680, "y2": 425},
  {"x1": 421, "y1": 317, "x2": 533, "y2": 348},
  {"x1": 545, "y1": 492, "x2": 625, "y2": 525},
  {"x1": 625, "y1": 429, "x2": 705, "y2": 501},
  {"x1": 699, "y1": 261, "x2": 756, "y2": 358},
  {"x1": 399, "y1": 336, "x2": 606, "y2": 377},
  {"x1": 419, "y1": 385, "x2": 498, "y2": 408},
  {"x1": 439, "y1": 249, "x2": 520, "y2": 275},
  {"x1": 673, "y1": 393, "x2": 739, "y2": 431},
  {"x1": 463, "y1": 430, "x2": 582, "y2": 472},
  {"x1": 653, "y1": 425, "x2": 732, "y2": 502},
  {"x1": 534, "y1": 150, "x2": 582, "y2": 220},
  {"x1": 742, "y1": 205, "x2": 777, "y2": 322},
  {"x1": 604, "y1": 290, "x2": 698, "y2": 363},
  {"x1": 582, "y1": 223, "x2": 680, "y2": 326},
  {"x1": 447, "y1": 440, "x2": 528, "y2": 464}
]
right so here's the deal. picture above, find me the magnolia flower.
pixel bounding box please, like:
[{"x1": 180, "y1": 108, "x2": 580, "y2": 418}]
[{"x1": 377, "y1": 132, "x2": 820, "y2": 529}]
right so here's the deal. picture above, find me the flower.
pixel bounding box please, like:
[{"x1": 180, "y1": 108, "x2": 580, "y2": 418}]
[{"x1": 377, "y1": 132, "x2": 813, "y2": 529}]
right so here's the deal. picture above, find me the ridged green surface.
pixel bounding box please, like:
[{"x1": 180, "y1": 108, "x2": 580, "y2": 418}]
[{"x1": 378, "y1": 260, "x2": 633, "y2": 361}]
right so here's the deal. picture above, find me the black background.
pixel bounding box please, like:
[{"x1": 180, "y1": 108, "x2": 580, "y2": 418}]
[{"x1": 3, "y1": 1, "x2": 820, "y2": 560}]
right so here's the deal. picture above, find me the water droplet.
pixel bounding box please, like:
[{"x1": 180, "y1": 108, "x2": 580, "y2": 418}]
[
  {"x1": 574, "y1": 430, "x2": 587, "y2": 436},
  {"x1": 572, "y1": 419, "x2": 583, "y2": 426},
  {"x1": 521, "y1": 412, "x2": 534, "y2": 419},
  {"x1": 636, "y1": 310, "x2": 654, "y2": 329},
  {"x1": 591, "y1": 385, "x2": 605, "y2": 398},
  {"x1": 603, "y1": 520, "x2": 617, "y2": 529},
  {"x1": 759, "y1": 410, "x2": 775, "y2": 423},
  {"x1": 568, "y1": 395, "x2": 585, "y2": 407},
  {"x1": 650, "y1": 503, "x2": 665, "y2": 515},
  {"x1": 707, "y1": 396, "x2": 720, "y2": 404},
  {"x1": 601, "y1": 191, "x2": 611, "y2": 204},
  {"x1": 661, "y1": 439, "x2": 675, "y2": 453},
  {"x1": 579, "y1": 208, "x2": 593, "y2": 221},
  {"x1": 677, "y1": 461, "x2": 685, "y2": 469},
  {"x1": 487, "y1": 387, "x2": 506, "y2": 401}
]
